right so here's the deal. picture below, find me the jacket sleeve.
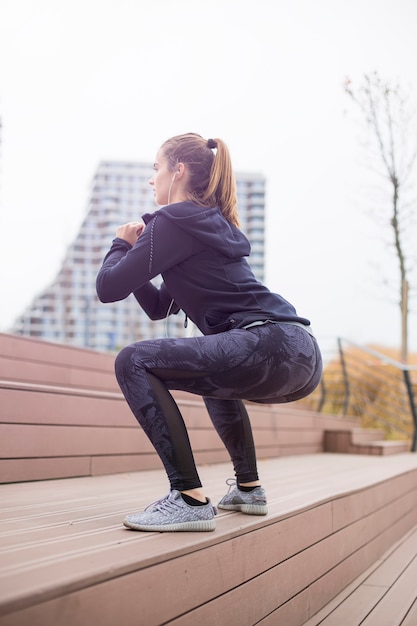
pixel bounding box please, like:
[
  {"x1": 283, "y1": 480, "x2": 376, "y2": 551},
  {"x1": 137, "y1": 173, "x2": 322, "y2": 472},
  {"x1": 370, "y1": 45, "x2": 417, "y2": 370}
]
[
  {"x1": 95, "y1": 213, "x2": 195, "y2": 303},
  {"x1": 132, "y1": 281, "x2": 180, "y2": 320}
]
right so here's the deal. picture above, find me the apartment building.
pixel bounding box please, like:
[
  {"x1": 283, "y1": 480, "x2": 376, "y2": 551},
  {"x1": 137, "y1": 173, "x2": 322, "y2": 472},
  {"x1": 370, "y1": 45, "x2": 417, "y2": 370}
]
[{"x1": 12, "y1": 161, "x2": 266, "y2": 352}]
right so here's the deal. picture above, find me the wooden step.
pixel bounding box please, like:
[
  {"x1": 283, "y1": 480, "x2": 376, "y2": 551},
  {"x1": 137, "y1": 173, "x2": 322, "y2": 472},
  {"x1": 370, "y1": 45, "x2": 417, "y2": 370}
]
[
  {"x1": 303, "y1": 522, "x2": 417, "y2": 625},
  {"x1": 324, "y1": 429, "x2": 410, "y2": 455},
  {"x1": 1, "y1": 454, "x2": 417, "y2": 626},
  {"x1": 1, "y1": 331, "x2": 409, "y2": 485}
]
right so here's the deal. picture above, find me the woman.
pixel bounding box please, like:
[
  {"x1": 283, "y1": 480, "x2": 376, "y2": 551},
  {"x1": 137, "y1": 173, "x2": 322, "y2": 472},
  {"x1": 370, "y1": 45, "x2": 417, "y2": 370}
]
[{"x1": 96, "y1": 133, "x2": 322, "y2": 532}]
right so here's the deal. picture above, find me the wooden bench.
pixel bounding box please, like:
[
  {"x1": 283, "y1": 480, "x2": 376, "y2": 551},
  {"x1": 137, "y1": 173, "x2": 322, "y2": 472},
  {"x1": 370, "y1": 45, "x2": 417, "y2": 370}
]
[{"x1": 1, "y1": 332, "x2": 377, "y2": 484}]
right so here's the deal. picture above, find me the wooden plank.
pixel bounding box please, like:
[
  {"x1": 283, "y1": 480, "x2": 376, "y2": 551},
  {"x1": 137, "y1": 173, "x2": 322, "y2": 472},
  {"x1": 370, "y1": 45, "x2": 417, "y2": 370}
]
[
  {"x1": 303, "y1": 509, "x2": 417, "y2": 625},
  {"x1": 252, "y1": 429, "x2": 323, "y2": 446},
  {"x1": 0, "y1": 356, "x2": 117, "y2": 391},
  {"x1": 359, "y1": 531, "x2": 417, "y2": 626},
  {"x1": 0, "y1": 457, "x2": 92, "y2": 483},
  {"x1": 360, "y1": 568, "x2": 417, "y2": 625},
  {"x1": 401, "y1": 599, "x2": 417, "y2": 626},
  {"x1": 0, "y1": 388, "x2": 132, "y2": 426},
  {"x1": 0, "y1": 424, "x2": 153, "y2": 458},
  {"x1": 302, "y1": 520, "x2": 417, "y2": 625},
  {"x1": 332, "y1": 472, "x2": 417, "y2": 530},
  {"x1": 310, "y1": 585, "x2": 386, "y2": 625},
  {"x1": 90, "y1": 454, "x2": 162, "y2": 476},
  {"x1": 347, "y1": 557, "x2": 417, "y2": 626},
  {"x1": 252, "y1": 444, "x2": 323, "y2": 458},
  {"x1": 0, "y1": 333, "x2": 116, "y2": 371},
  {"x1": 364, "y1": 525, "x2": 417, "y2": 587}
]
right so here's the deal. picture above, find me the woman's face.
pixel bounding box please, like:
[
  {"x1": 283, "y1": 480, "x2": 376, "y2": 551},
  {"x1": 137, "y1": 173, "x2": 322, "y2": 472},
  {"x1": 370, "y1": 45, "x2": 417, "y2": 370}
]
[{"x1": 149, "y1": 150, "x2": 175, "y2": 206}]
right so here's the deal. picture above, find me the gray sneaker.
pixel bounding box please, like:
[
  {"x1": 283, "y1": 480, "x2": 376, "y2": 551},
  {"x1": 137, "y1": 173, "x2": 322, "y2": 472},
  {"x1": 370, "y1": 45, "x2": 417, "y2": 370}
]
[
  {"x1": 123, "y1": 490, "x2": 216, "y2": 532},
  {"x1": 218, "y1": 479, "x2": 268, "y2": 515}
]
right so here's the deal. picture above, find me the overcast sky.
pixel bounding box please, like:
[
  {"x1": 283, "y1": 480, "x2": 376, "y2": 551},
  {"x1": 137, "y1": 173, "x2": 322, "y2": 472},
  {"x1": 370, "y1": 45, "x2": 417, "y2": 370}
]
[{"x1": 1, "y1": 0, "x2": 417, "y2": 355}]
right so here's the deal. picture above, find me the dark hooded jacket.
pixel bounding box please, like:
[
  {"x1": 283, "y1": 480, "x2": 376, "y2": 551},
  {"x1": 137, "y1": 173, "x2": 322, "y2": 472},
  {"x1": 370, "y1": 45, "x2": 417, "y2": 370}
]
[{"x1": 96, "y1": 201, "x2": 311, "y2": 335}]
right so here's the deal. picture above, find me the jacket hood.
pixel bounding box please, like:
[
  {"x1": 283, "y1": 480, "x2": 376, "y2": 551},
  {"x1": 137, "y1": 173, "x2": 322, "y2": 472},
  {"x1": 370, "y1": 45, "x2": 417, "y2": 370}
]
[{"x1": 142, "y1": 201, "x2": 250, "y2": 259}]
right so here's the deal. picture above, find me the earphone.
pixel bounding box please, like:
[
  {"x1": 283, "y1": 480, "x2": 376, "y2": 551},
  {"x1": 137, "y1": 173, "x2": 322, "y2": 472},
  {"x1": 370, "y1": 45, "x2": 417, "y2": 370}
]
[
  {"x1": 168, "y1": 170, "x2": 181, "y2": 204},
  {"x1": 168, "y1": 171, "x2": 180, "y2": 204}
]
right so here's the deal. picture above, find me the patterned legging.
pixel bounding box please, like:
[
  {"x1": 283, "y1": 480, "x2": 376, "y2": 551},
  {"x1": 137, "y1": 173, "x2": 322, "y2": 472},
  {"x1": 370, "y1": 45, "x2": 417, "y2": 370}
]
[{"x1": 115, "y1": 323, "x2": 322, "y2": 491}]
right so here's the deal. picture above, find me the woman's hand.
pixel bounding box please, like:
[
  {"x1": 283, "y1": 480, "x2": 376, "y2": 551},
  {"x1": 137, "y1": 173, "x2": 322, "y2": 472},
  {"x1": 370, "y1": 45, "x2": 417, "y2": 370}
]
[{"x1": 116, "y1": 222, "x2": 145, "y2": 246}]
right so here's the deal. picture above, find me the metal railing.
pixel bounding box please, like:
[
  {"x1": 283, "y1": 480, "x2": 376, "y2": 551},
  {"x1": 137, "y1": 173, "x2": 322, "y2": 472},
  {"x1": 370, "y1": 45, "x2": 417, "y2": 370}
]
[{"x1": 299, "y1": 337, "x2": 417, "y2": 451}]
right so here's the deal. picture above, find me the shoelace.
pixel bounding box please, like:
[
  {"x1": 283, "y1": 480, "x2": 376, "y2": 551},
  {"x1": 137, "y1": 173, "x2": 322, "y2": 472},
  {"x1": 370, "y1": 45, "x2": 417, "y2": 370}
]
[
  {"x1": 224, "y1": 478, "x2": 237, "y2": 493},
  {"x1": 145, "y1": 492, "x2": 179, "y2": 513},
  {"x1": 145, "y1": 492, "x2": 214, "y2": 515}
]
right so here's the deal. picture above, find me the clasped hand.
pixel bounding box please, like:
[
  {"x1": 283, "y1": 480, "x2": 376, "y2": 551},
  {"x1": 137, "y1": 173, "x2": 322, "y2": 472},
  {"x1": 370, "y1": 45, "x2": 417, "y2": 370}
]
[{"x1": 116, "y1": 222, "x2": 145, "y2": 246}]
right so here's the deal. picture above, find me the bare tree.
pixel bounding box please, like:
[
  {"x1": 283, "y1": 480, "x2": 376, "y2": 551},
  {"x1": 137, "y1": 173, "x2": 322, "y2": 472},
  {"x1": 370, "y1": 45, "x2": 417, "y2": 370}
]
[{"x1": 344, "y1": 71, "x2": 417, "y2": 362}]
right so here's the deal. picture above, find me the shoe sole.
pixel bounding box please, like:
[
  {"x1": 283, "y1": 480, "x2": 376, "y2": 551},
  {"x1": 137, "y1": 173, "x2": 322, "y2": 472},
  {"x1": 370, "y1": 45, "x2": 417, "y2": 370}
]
[
  {"x1": 123, "y1": 518, "x2": 216, "y2": 532},
  {"x1": 217, "y1": 503, "x2": 268, "y2": 515}
]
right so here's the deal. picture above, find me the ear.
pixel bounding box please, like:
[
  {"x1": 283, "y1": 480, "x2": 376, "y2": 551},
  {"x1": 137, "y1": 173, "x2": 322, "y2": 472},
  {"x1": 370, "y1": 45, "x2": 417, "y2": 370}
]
[{"x1": 175, "y1": 162, "x2": 186, "y2": 180}]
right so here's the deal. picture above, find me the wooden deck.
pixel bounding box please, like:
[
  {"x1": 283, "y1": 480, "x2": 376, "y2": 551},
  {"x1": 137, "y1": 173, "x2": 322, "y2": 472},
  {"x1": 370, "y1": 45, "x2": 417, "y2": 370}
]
[
  {"x1": 304, "y1": 523, "x2": 417, "y2": 625},
  {"x1": 1, "y1": 453, "x2": 417, "y2": 626},
  {"x1": 1, "y1": 332, "x2": 417, "y2": 624}
]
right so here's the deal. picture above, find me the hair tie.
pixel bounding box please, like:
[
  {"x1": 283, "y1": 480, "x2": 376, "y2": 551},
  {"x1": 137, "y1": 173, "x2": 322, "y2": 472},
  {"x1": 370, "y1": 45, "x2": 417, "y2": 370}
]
[{"x1": 207, "y1": 138, "x2": 217, "y2": 149}]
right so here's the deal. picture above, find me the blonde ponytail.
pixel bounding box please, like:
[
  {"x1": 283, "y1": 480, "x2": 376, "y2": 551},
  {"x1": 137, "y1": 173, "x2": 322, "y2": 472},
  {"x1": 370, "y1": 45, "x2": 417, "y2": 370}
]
[
  {"x1": 161, "y1": 133, "x2": 240, "y2": 227},
  {"x1": 202, "y1": 138, "x2": 239, "y2": 227}
]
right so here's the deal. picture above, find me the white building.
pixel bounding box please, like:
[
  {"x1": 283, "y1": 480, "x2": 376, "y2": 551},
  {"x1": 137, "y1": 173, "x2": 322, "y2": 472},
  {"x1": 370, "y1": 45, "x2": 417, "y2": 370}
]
[{"x1": 12, "y1": 161, "x2": 266, "y2": 352}]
